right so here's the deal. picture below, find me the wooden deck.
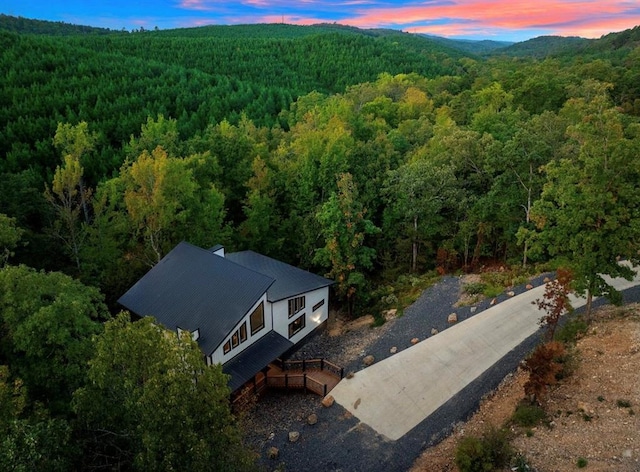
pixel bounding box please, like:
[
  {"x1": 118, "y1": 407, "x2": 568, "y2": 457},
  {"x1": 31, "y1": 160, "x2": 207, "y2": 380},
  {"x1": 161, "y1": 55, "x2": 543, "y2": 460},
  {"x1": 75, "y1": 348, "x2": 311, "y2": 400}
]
[{"x1": 266, "y1": 359, "x2": 343, "y2": 397}]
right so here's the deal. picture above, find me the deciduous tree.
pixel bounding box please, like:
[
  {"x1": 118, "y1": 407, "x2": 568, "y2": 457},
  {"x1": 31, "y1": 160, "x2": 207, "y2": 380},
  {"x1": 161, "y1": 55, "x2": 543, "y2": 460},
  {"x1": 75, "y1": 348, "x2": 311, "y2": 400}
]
[{"x1": 74, "y1": 313, "x2": 254, "y2": 472}]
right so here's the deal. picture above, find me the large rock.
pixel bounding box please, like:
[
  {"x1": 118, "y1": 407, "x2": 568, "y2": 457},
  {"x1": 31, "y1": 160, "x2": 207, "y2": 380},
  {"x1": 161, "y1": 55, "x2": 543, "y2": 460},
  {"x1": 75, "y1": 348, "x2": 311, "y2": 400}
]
[
  {"x1": 526, "y1": 283, "x2": 534, "y2": 290},
  {"x1": 410, "y1": 337, "x2": 420, "y2": 345},
  {"x1": 363, "y1": 355, "x2": 375, "y2": 366},
  {"x1": 507, "y1": 291, "x2": 515, "y2": 297},
  {"x1": 307, "y1": 413, "x2": 318, "y2": 425},
  {"x1": 267, "y1": 446, "x2": 279, "y2": 459},
  {"x1": 322, "y1": 395, "x2": 335, "y2": 407},
  {"x1": 431, "y1": 327, "x2": 439, "y2": 335},
  {"x1": 288, "y1": 431, "x2": 300, "y2": 443},
  {"x1": 390, "y1": 346, "x2": 398, "y2": 354},
  {"x1": 447, "y1": 313, "x2": 458, "y2": 323}
]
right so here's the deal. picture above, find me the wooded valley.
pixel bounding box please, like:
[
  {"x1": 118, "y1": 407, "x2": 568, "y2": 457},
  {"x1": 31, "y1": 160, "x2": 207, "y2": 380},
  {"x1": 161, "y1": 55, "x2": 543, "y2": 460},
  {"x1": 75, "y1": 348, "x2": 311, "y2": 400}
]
[{"x1": 1, "y1": 14, "x2": 640, "y2": 470}]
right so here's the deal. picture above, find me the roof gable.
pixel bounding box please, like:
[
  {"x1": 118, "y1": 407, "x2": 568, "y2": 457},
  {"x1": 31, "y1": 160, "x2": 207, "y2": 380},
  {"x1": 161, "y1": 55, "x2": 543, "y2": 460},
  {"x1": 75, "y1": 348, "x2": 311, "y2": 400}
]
[
  {"x1": 226, "y1": 250, "x2": 333, "y2": 302},
  {"x1": 118, "y1": 242, "x2": 274, "y2": 354}
]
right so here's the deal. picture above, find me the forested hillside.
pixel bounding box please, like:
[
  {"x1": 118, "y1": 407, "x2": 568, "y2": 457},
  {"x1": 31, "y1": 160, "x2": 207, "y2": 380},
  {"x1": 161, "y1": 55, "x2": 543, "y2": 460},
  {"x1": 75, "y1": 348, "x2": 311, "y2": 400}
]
[{"x1": 1, "y1": 16, "x2": 640, "y2": 470}]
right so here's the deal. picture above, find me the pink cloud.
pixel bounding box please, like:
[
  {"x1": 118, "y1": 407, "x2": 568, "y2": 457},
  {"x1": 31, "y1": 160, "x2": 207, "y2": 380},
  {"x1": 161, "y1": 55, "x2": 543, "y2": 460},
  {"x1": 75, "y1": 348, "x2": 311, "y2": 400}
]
[{"x1": 345, "y1": 0, "x2": 640, "y2": 38}]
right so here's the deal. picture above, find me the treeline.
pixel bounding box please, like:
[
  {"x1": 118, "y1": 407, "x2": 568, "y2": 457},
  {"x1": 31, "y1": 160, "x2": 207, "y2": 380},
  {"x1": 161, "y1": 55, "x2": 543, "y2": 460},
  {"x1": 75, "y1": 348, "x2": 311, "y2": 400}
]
[{"x1": 0, "y1": 23, "x2": 465, "y2": 182}]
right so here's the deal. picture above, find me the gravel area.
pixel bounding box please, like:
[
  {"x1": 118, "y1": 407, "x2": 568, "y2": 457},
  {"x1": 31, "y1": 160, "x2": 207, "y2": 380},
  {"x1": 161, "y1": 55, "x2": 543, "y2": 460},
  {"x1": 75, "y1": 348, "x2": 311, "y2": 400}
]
[{"x1": 243, "y1": 273, "x2": 639, "y2": 472}]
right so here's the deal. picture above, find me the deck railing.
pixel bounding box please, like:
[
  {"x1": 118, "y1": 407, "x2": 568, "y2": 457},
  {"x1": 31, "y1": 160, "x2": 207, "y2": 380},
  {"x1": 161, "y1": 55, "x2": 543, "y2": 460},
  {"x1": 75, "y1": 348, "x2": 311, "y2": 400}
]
[
  {"x1": 277, "y1": 358, "x2": 345, "y2": 379},
  {"x1": 266, "y1": 372, "x2": 328, "y2": 396}
]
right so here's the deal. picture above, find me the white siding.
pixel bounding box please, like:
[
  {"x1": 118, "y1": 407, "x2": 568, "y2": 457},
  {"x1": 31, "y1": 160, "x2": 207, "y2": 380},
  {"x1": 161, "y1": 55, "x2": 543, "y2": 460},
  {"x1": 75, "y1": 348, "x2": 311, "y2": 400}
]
[
  {"x1": 272, "y1": 287, "x2": 329, "y2": 344},
  {"x1": 209, "y1": 293, "x2": 271, "y2": 364}
]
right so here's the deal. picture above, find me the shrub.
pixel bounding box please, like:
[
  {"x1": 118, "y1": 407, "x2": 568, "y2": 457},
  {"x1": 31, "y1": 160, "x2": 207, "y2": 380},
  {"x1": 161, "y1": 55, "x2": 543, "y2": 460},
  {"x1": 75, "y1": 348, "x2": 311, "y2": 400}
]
[
  {"x1": 523, "y1": 341, "x2": 566, "y2": 403},
  {"x1": 483, "y1": 284, "x2": 503, "y2": 298},
  {"x1": 455, "y1": 426, "x2": 513, "y2": 472},
  {"x1": 554, "y1": 317, "x2": 588, "y2": 344},
  {"x1": 463, "y1": 282, "x2": 486, "y2": 295},
  {"x1": 616, "y1": 399, "x2": 632, "y2": 408},
  {"x1": 512, "y1": 453, "x2": 536, "y2": 471},
  {"x1": 577, "y1": 457, "x2": 588, "y2": 468},
  {"x1": 511, "y1": 402, "x2": 547, "y2": 427}
]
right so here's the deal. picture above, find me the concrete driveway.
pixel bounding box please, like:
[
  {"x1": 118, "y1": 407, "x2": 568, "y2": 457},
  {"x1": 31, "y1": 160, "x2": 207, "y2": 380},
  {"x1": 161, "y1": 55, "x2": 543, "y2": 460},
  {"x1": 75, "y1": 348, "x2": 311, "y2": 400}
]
[{"x1": 330, "y1": 266, "x2": 640, "y2": 441}]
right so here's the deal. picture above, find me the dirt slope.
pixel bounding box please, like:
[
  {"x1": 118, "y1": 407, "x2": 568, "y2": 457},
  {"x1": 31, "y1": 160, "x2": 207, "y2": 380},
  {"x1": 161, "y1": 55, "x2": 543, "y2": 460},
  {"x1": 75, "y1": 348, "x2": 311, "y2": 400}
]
[{"x1": 411, "y1": 305, "x2": 640, "y2": 472}]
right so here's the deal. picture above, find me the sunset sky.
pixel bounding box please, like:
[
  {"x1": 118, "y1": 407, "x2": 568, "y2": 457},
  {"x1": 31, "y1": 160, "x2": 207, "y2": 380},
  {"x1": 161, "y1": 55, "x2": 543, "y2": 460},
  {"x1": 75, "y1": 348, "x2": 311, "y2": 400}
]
[{"x1": 4, "y1": 0, "x2": 640, "y2": 42}]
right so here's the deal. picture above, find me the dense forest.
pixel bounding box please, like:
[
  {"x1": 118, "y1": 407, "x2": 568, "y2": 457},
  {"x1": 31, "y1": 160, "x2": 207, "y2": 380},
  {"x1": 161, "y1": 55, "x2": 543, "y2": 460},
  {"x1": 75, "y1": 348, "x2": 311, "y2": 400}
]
[{"x1": 1, "y1": 14, "x2": 640, "y2": 470}]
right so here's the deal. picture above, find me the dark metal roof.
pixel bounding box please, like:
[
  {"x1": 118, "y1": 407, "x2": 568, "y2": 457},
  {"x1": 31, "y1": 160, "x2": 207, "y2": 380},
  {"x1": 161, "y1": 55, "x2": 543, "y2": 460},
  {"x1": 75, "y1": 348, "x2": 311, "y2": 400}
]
[
  {"x1": 118, "y1": 242, "x2": 275, "y2": 355},
  {"x1": 223, "y1": 331, "x2": 293, "y2": 392},
  {"x1": 226, "y1": 251, "x2": 333, "y2": 302}
]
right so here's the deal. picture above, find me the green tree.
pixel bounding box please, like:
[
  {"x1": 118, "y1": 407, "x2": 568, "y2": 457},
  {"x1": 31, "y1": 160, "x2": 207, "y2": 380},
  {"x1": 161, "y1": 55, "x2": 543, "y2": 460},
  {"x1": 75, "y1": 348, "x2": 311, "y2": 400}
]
[
  {"x1": 74, "y1": 313, "x2": 254, "y2": 472},
  {"x1": 122, "y1": 146, "x2": 196, "y2": 265},
  {"x1": 0, "y1": 213, "x2": 23, "y2": 266},
  {"x1": 523, "y1": 81, "x2": 640, "y2": 318},
  {"x1": 0, "y1": 265, "x2": 108, "y2": 414},
  {"x1": 315, "y1": 173, "x2": 379, "y2": 316},
  {"x1": 44, "y1": 122, "x2": 97, "y2": 270},
  {"x1": 383, "y1": 157, "x2": 460, "y2": 272}
]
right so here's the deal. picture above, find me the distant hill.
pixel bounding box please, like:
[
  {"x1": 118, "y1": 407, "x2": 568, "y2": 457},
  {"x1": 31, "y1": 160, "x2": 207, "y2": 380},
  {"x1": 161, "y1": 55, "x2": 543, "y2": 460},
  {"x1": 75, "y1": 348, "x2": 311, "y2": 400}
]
[
  {"x1": 490, "y1": 25, "x2": 640, "y2": 58},
  {"x1": 493, "y1": 35, "x2": 591, "y2": 57},
  {"x1": 0, "y1": 13, "x2": 117, "y2": 35},
  {"x1": 421, "y1": 34, "x2": 514, "y2": 55}
]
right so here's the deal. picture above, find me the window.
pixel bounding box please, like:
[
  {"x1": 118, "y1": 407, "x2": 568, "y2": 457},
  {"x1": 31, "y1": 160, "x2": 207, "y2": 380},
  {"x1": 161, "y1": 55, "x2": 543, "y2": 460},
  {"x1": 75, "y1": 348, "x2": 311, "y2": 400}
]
[
  {"x1": 231, "y1": 331, "x2": 239, "y2": 348},
  {"x1": 223, "y1": 340, "x2": 231, "y2": 354},
  {"x1": 239, "y1": 322, "x2": 247, "y2": 343},
  {"x1": 288, "y1": 314, "x2": 306, "y2": 338},
  {"x1": 312, "y1": 299, "x2": 325, "y2": 312},
  {"x1": 250, "y1": 302, "x2": 265, "y2": 335},
  {"x1": 288, "y1": 296, "x2": 305, "y2": 318}
]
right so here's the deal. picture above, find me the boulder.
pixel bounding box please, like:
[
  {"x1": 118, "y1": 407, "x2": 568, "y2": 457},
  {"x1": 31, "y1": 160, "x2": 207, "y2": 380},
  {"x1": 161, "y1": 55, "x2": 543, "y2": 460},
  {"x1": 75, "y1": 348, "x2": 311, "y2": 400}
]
[
  {"x1": 507, "y1": 291, "x2": 515, "y2": 297},
  {"x1": 288, "y1": 431, "x2": 300, "y2": 443},
  {"x1": 490, "y1": 298, "x2": 497, "y2": 306},
  {"x1": 447, "y1": 313, "x2": 458, "y2": 323},
  {"x1": 410, "y1": 337, "x2": 420, "y2": 345},
  {"x1": 363, "y1": 355, "x2": 375, "y2": 366},
  {"x1": 307, "y1": 413, "x2": 318, "y2": 425},
  {"x1": 470, "y1": 306, "x2": 477, "y2": 313},
  {"x1": 526, "y1": 284, "x2": 534, "y2": 290},
  {"x1": 543, "y1": 276, "x2": 551, "y2": 283},
  {"x1": 390, "y1": 346, "x2": 398, "y2": 354},
  {"x1": 384, "y1": 308, "x2": 398, "y2": 320},
  {"x1": 267, "y1": 446, "x2": 279, "y2": 459},
  {"x1": 322, "y1": 395, "x2": 335, "y2": 408},
  {"x1": 431, "y1": 327, "x2": 439, "y2": 336}
]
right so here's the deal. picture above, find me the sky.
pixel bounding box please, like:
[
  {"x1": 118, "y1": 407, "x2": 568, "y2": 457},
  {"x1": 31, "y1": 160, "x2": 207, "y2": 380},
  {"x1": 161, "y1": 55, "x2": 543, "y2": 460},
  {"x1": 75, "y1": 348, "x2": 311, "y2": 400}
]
[{"x1": 3, "y1": 0, "x2": 640, "y2": 42}]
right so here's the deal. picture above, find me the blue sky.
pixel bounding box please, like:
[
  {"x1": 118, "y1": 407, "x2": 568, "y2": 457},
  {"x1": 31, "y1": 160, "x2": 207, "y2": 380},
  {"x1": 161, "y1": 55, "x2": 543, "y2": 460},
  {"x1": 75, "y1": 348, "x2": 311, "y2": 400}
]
[{"x1": 3, "y1": 0, "x2": 640, "y2": 42}]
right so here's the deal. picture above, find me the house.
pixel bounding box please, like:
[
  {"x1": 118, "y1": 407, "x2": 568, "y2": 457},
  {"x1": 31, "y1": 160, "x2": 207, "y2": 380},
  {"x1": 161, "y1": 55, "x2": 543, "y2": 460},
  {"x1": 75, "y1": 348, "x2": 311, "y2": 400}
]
[{"x1": 118, "y1": 241, "x2": 333, "y2": 392}]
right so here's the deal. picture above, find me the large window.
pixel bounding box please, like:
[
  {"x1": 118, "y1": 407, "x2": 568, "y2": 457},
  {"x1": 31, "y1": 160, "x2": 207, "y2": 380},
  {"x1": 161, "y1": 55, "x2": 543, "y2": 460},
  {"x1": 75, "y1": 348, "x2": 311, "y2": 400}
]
[
  {"x1": 288, "y1": 296, "x2": 305, "y2": 318},
  {"x1": 250, "y1": 302, "x2": 265, "y2": 335},
  {"x1": 288, "y1": 314, "x2": 306, "y2": 338}
]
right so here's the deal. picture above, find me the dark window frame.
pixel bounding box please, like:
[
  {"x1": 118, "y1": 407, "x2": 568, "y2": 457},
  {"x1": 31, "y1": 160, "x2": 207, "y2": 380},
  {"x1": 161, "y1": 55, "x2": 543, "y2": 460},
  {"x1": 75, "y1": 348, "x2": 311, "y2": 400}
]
[
  {"x1": 288, "y1": 296, "x2": 305, "y2": 318},
  {"x1": 239, "y1": 322, "x2": 247, "y2": 343},
  {"x1": 312, "y1": 299, "x2": 325, "y2": 312},
  {"x1": 223, "y1": 340, "x2": 231, "y2": 354},
  {"x1": 288, "y1": 314, "x2": 306, "y2": 338},
  {"x1": 250, "y1": 301, "x2": 265, "y2": 335}
]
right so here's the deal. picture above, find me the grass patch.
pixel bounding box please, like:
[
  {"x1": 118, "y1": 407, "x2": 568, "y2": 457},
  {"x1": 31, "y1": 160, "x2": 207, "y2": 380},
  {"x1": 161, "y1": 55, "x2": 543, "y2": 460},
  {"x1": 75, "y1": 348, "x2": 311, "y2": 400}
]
[
  {"x1": 577, "y1": 457, "x2": 588, "y2": 468},
  {"x1": 511, "y1": 403, "x2": 547, "y2": 427},
  {"x1": 463, "y1": 281, "x2": 486, "y2": 295}
]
